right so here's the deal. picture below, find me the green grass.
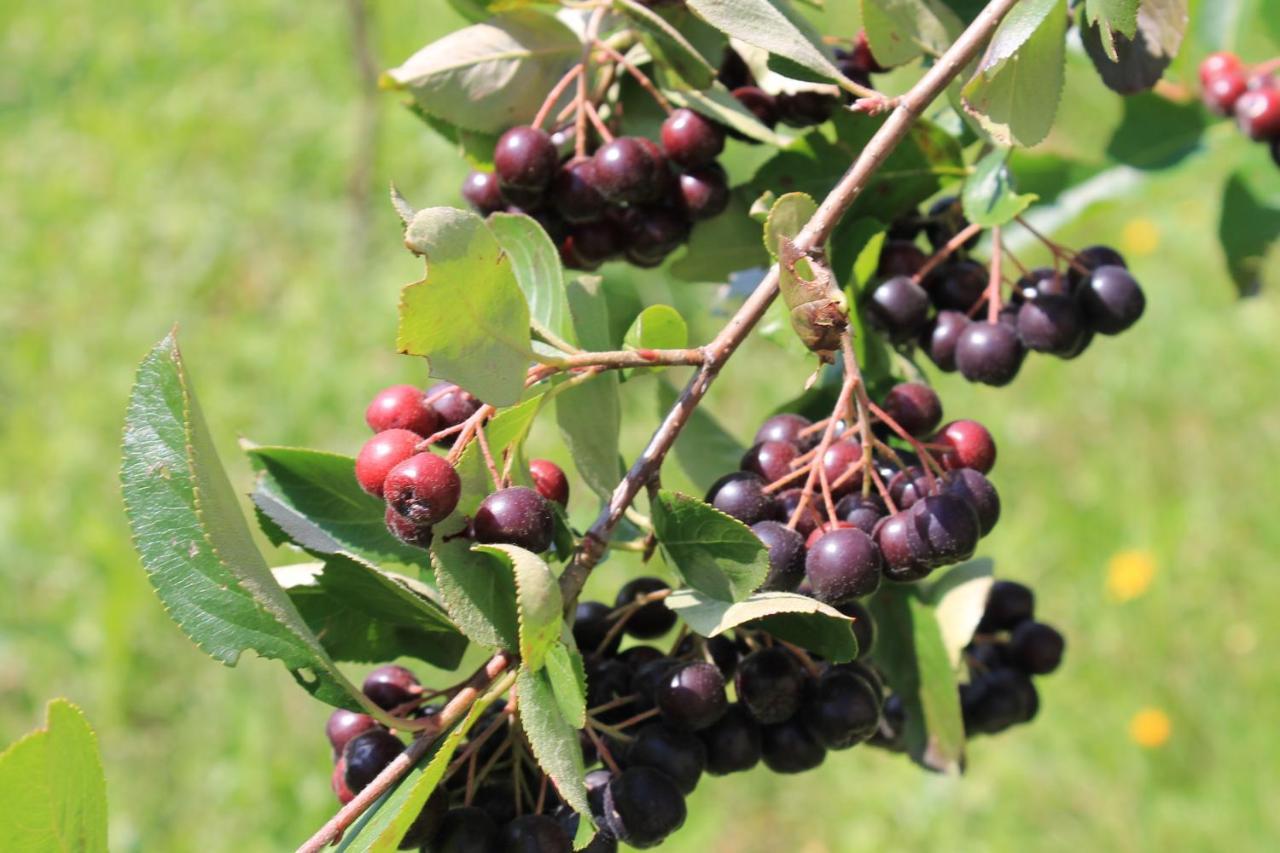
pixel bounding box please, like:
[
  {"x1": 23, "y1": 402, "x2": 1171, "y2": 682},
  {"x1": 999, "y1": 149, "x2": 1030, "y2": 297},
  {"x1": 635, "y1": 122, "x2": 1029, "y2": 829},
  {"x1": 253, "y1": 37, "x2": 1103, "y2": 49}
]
[{"x1": 2, "y1": 2, "x2": 1279, "y2": 851}]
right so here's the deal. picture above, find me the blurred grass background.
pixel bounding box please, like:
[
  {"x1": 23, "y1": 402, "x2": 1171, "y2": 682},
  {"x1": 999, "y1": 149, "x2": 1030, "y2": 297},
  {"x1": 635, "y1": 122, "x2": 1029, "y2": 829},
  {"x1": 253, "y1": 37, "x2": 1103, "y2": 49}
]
[{"x1": 2, "y1": 1, "x2": 1279, "y2": 850}]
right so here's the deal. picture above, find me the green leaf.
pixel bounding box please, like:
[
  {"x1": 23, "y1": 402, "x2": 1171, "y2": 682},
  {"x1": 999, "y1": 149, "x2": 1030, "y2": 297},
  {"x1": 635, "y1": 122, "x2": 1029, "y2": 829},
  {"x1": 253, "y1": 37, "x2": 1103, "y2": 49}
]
[
  {"x1": 665, "y1": 86, "x2": 793, "y2": 147},
  {"x1": 431, "y1": 537, "x2": 519, "y2": 650},
  {"x1": 1080, "y1": 0, "x2": 1187, "y2": 95},
  {"x1": 616, "y1": 0, "x2": 720, "y2": 89},
  {"x1": 868, "y1": 585, "x2": 966, "y2": 773},
  {"x1": 622, "y1": 305, "x2": 689, "y2": 378},
  {"x1": 488, "y1": 212, "x2": 577, "y2": 350},
  {"x1": 246, "y1": 446, "x2": 425, "y2": 566},
  {"x1": 670, "y1": 191, "x2": 770, "y2": 283},
  {"x1": 665, "y1": 589, "x2": 858, "y2": 661},
  {"x1": 1219, "y1": 170, "x2": 1280, "y2": 298},
  {"x1": 860, "y1": 0, "x2": 963, "y2": 65},
  {"x1": 961, "y1": 148, "x2": 1037, "y2": 227},
  {"x1": 121, "y1": 333, "x2": 371, "y2": 711},
  {"x1": 656, "y1": 379, "x2": 747, "y2": 493},
  {"x1": 1082, "y1": 0, "x2": 1140, "y2": 61},
  {"x1": 651, "y1": 491, "x2": 770, "y2": 602},
  {"x1": 398, "y1": 207, "x2": 532, "y2": 408},
  {"x1": 337, "y1": 675, "x2": 510, "y2": 852},
  {"x1": 557, "y1": 279, "x2": 623, "y2": 499},
  {"x1": 273, "y1": 554, "x2": 466, "y2": 670},
  {"x1": 544, "y1": 640, "x2": 588, "y2": 729},
  {"x1": 474, "y1": 544, "x2": 562, "y2": 671},
  {"x1": 923, "y1": 558, "x2": 994, "y2": 669},
  {"x1": 385, "y1": 10, "x2": 580, "y2": 134},
  {"x1": 960, "y1": 0, "x2": 1068, "y2": 148},
  {"x1": 686, "y1": 0, "x2": 847, "y2": 87},
  {"x1": 0, "y1": 700, "x2": 107, "y2": 853},
  {"x1": 763, "y1": 191, "x2": 817, "y2": 260},
  {"x1": 517, "y1": 667, "x2": 593, "y2": 827}
]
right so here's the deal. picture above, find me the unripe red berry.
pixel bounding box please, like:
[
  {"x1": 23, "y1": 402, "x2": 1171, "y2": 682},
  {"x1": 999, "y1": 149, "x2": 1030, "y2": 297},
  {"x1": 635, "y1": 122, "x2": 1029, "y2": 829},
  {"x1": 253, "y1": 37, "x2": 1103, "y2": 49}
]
[
  {"x1": 661, "y1": 108, "x2": 725, "y2": 168},
  {"x1": 1234, "y1": 88, "x2": 1280, "y2": 140},
  {"x1": 493, "y1": 126, "x2": 558, "y2": 192},
  {"x1": 1199, "y1": 51, "x2": 1242, "y2": 86},
  {"x1": 1202, "y1": 70, "x2": 1248, "y2": 115},
  {"x1": 365, "y1": 384, "x2": 437, "y2": 436},
  {"x1": 935, "y1": 419, "x2": 997, "y2": 474},
  {"x1": 383, "y1": 453, "x2": 461, "y2": 526},
  {"x1": 881, "y1": 382, "x2": 943, "y2": 437},
  {"x1": 528, "y1": 458, "x2": 570, "y2": 506},
  {"x1": 355, "y1": 429, "x2": 421, "y2": 497}
]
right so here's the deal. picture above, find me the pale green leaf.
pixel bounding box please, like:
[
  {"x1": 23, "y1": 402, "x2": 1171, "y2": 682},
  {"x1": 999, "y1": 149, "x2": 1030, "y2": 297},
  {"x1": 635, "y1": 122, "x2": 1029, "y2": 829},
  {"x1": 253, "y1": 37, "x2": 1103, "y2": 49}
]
[
  {"x1": 665, "y1": 588, "x2": 858, "y2": 661},
  {"x1": 622, "y1": 304, "x2": 688, "y2": 378},
  {"x1": 686, "y1": 0, "x2": 847, "y2": 87},
  {"x1": 1082, "y1": 0, "x2": 1141, "y2": 60},
  {"x1": 474, "y1": 544, "x2": 562, "y2": 671},
  {"x1": 517, "y1": 667, "x2": 593, "y2": 826},
  {"x1": 923, "y1": 558, "x2": 995, "y2": 670},
  {"x1": 860, "y1": 0, "x2": 963, "y2": 65},
  {"x1": 431, "y1": 538, "x2": 519, "y2": 650},
  {"x1": 961, "y1": 148, "x2": 1038, "y2": 227},
  {"x1": 557, "y1": 279, "x2": 623, "y2": 499},
  {"x1": 488, "y1": 212, "x2": 577, "y2": 350},
  {"x1": 544, "y1": 640, "x2": 588, "y2": 729}
]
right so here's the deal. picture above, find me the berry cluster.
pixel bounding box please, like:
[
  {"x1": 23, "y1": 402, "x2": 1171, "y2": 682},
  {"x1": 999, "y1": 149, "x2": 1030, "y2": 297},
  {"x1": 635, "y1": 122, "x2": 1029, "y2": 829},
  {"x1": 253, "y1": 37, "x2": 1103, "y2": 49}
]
[
  {"x1": 355, "y1": 382, "x2": 567, "y2": 553},
  {"x1": 1200, "y1": 51, "x2": 1280, "y2": 166},
  {"x1": 710, "y1": 390, "x2": 1000, "y2": 594},
  {"x1": 865, "y1": 200, "x2": 1146, "y2": 386}
]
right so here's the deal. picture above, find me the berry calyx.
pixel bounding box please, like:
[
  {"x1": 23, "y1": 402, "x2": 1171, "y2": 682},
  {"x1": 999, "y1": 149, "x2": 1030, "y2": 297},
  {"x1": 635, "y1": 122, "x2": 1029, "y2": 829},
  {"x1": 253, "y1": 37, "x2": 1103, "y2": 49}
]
[
  {"x1": 660, "y1": 108, "x2": 725, "y2": 168},
  {"x1": 494, "y1": 126, "x2": 558, "y2": 192},
  {"x1": 473, "y1": 486, "x2": 555, "y2": 553},
  {"x1": 657, "y1": 661, "x2": 729, "y2": 732},
  {"x1": 804, "y1": 527, "x2": 883, "y2": 605},
  {"x1": 383, "y1": 452, "x2": 462, "y2": 526},
  {"x1": 528, "y1": 458, "x2": 570, "y2": 506},
  {"x1": 355, "y1": 429, "x2": 422, "y2": 498},
  {"x1": 363, "y1": 664, "x2": 422, "y2": 710},
  {"x1": 615, "y1": 577, "x2": 677, "y2": 639}
]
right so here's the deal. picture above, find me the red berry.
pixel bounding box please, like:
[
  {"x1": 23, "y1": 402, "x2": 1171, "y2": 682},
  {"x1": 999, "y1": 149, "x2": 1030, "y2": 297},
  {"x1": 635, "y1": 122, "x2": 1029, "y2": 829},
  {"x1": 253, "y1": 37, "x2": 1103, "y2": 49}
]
[
  {"x1": 881, "y1": 382, "x2": 943, "y2": 437},
  {"x1": 740, "y1": 440, "x2": 798, "y2": 483},
  {"x1": 591, "y1": 137, "x2": 659, "y2": 204},
  {"x1": 326, "y1": 709, "x2": 380, "y2": 758},
  {"x1": 820, "y1": 440, "x2": 864, "y2": 496},
  {"x1": 493, "y1": 126, "x2": 558, "y2": 192},
  {"x1": 528, "y1": 458, "x2": 570, "y2": 506},
  {"x1": 661, "y1": 108, "x2": 725, "y2": 169},
  {"x1": 332, "y1": 758, "x2": 355, "y2": 804},
  {"x1": 1199, "y1": 52, "x2": 1242, "y2": 86},
  {"x1": 935, "y1": 419, "x2": 997, "y2": 474},
  {"x1": 383, "y1": 453, "x2": 461, "y2": 526},
  {"x1": 1202, "y1": 70, "x2": 1248, "y2": 115},
  {"x1": 364, "y1": 385, "x2": 438, "y2": 436},
  {"x1": 385, "y1": 504, "x2": 433, "y2": 549},
  {"x1": 1235, "y1": 88, "x2": 1280, "y2": 140},
  {"x1": 461, "y1": 171, "x2": 505, "y2": 215},
  {"x1": 355, "y1": 429, "x2": 421, "y2": 497}
]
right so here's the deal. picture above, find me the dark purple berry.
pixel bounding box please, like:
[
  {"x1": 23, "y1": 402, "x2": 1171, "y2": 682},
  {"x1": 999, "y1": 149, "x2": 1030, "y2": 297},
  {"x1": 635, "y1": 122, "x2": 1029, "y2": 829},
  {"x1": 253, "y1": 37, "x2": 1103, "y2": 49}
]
[
  {"x1": 494, "y1": 126, "x2": 558, "y2": 193},
  {"x1": 751, "y1": 520, "x2": 807, "y2": 592},
  {"x1": 735, "y1": 647, "x2": 806, "y2": 724},
  {"x1": 837, "y1": 599, "x2": 876, "y2": 659},
  {"x1": 473, "y1": 487, "x2": 555, "y2": 553},
  {"x1": 925, "y1": 259, "x2": 987, "y2": 312},
  {"x1": 776, "y1": 91, "x2": 836, "y2": 127},
  {"x1": 656, "y1": 661, "x2": 728, "y2": 731},
  {"x1": 573, "y1": 601, "x2": 619, "y2": 657},
  {"x1": 462, "y1": 171, "x2": 506, "y2": 215},
  {"x1": 1079, "y1": 265, "x2": 1145, "y2": 334},
  {"x1": 881, "y1": 382, "x2": 943, "y2": 437},
  {"x1": 1009, "y1": 621, "x2": 1065, "y2": 674},
  {"x1": 661, "y1": 108, "x2": 725, "y2": 168},
  {"x1": 804, "y1": 527, "x2": 883, "y2": 605},
  {"x1": 551, "y1": 157, "x2": 606, "y2": 223},
  {"x1": 601, "y1": 766, "x2": 687, "y2": 849},
  {"x1": 1017, "y1": 293, "x2": 1085, "y2": 355},
  {"x1": 326, "y1": 709, "x2": 379, "y2": 758},
  {"x1": 955, "y1": 321, "x2": 1025, "y2": 386},
  {"x1": 877, "y1": 239, "x2": 928, "y2": 278},
  {"x1": 502, "y1": 814, "x2": 571, "y2": 853},
  {"x1": 866, "y1": 275, "x2": 930, "y2": 341},
  {"x1": 400, "y1": 787, "x2": 448, "y2": 850},
  {"x1": 731, "y1": 86, "x2": 778, "y2": 127},
  {"x1": 428, "y1": 383, "x2": 483, "y2": 436},
  {"x1": 835, "y1": 493, "x2": 886, "y2": 535},
  {"x1": 706, "y1": 471, "x2": 782, "y2": 525},
  {"x1": 676, "y1": 165, "x2": 730, "y2": 220},
  {"x1": 754, "y1": 413, "x2": 814, "y2": 450},
  {"x1": 562, "y1": 221, "x2": 621, "y2": 268},
  {"x1": 435, "y1": 807, "x2": 500, "y2": 853},
  {"x1": 910, "y1": 493, "x2": 980, "y2": 566},
  {"x1": 924, "y1": 309, "x2": 970, "y2": 372},
  {"x1": 698, "y1": 703, "x2": 762, "y2": 775},
  {"x1": 625, "y1": 724, "x2": 707, "y2": 794},
  {"x1": 778, "y1": 488, "x2": 824, "y2": 539},
  {"x1": 941, "y1": 468, "x2": 1000, "y2": 536},
  {"x1": 978, "y1": 580, "x2": 1035, "y2": 632},
  {"x1": 740, "y1": 440, "x2": 797, "y2": 483},
  {"x1": 615, "y1": 577, "x2": 677, "y2": 639},
  {"x1": 343, "y1": 729, "x2": 404, "y2": 793},
  {"x1": 591, "y1": 137, "x2": 658, "y2": 204},
  {"x1": 362, "y1": 664, "x2": 421, "y2": 711},
  {"x1": 935, "y1": 419, "x2": 997, "y2": 474},
  {"x1": 873, "y1": 510, "x2": 932, "y2": 583},
  {"x1": 820, "y1": 439, "x2": 864, "y2": 497},
  {"x1": 803, "y1": 667, "x2": 881, "y2": 749},
  {"x1": 760, "y1": 717, "x2": 826, "y2": 773},
  {"x1": 1070, "y1": 245, "x2": 1127, "y2": 285}
]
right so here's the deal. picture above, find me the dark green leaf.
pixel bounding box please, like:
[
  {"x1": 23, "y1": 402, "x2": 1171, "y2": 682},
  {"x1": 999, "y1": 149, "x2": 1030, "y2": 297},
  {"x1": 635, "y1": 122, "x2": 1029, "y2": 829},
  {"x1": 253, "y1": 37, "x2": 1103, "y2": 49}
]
[
  {"x1": 861, "y1": 0, "x2": 963, "y2": 65},
  {"x1": 1219, "y1": 170, "x2": 1280, "y2": 298},
  {"x1": 489, "y1": 212, "x2": 578, "y2": 350},
  {"x1": 665, "y1": 589, "x2": 858, "y2": 661},
  {"x1": 246, "y1": 446, "x2": 425, "y2": 566},
  {"x1": 656, "y1": 379, "x2": 747, "y2": 494},
  {"x1": 960, "y1": 0, "x2": 1068, "y2": 148},
  {"x1": 868, "y1": 585, "x2": 966, "y2": 773},
  {"x1": 431, "y1": 538, "x2": 519, "y2": 650},
  {"x1": 0, "y1": 700, "x2": 107, "y2": 853},
  {"x1": 1080, "y1": 0, "x2": 1187, "y2": 95},
  {"x1": 385, "y1": 10, "x2": 580, "y2": 134},
  {"x1": 617, "y1": 0, "x2": 720, "y2": 89},
  {"x1": 272, "y1": 554, "x2": 466, "y2": 670},
  {"x1": 686, "y1": 0, "x2": 847, "y2": 87},
  {"x1": 398, "y1": 207, "x2": 532, "y2": 407},
  {"x1": 557, "y1": 279, "x2": 623, "y2": 499},
  {"x1": 651, "y1": 491, "x2": 770, "y2": 602},
  {"x1": 475, "y1": 544, "x2": 562, "y2": 671},
  {"x1": 517, "y1": 667, "x2": 593, "y2": 827},
  {"x1": 121, "y1": 333, "x2": 370, "y2": 710},
  {"x1": 962, "y1": 148, "x2": 1038, "y2": 227}
]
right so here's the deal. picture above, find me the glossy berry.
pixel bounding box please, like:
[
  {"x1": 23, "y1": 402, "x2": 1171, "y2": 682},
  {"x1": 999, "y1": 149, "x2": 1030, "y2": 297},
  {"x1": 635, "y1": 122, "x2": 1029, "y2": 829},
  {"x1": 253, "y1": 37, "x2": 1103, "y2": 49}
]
[
  {"x1": 741, "y1": 440, "x2": 798, "y2": 483},
  {"x1": 591, "y1": 137, "x2": 658, "y2": 204},
  {"x1": 494, "y1": 126, "x2": 558, "y2": 192},
  {"x1": 601, "y1": 766, "x2": 687, "y2": 849},
  {"x1": 804, "y1": 667, "x2": 880, "y2": 749},
  {"x1": 874, "y1": 510, "x2": 932, "y2": 583},
  {"x1": 462, "y1": 171, "x2": 505, "y2": 215},
  {"x1": 363, "y1": 664, "x2": 421, "y2": 711},
  {"x1": 778, "y1": 488, "x2": 824, "y2": 538},
  {"x1": 978, "y1": 580, "x2": 1035, "y2": 632},
  {"x1": 657, "y1": 661, "x2": 729, "y2": 731},
  {"x1": 528, "y1": 458, "x2": 570, "y2": 507},
  {"x1": 366, "y1": 384, "x2": 436, "y2": 437},
  {"x1": 326, "y1": 709, "x2": 379, "y2": 758},
  {"x1": 677, "y1": 165, "x2": 730, "y2": 220},
  {"x1": 926, "y1": 259, "x2": 987, "y2": 312},
  {"x1": 805, "y1": 527, "x2": 883, "y2": 605},
  {"x1": 754, "y1": 413, "x2": 814, "y2": 449},
  {"x1": 923, "y1": 309, "x2": 969, "y2": 372},
  {"x1": 428, "y1": 383, "x2": 483, "y2": 434},
  {"x1": 1203, "y1": 70, "x2": 1249, "y2": 115},
  {"x1": 735, "y1": 647, "x2": 806, "y2": 724},
  {"x1": 963, "y1": 668, "x2": 1038, "y2": 735},
  {"x1": 502, "y1": 814, "x2": 571, "y2": 853},
  {"x1": 941, "y1": 468, "x2": 1000, "y2": 536},
  {"x1": 1080, "y1": 265, "x2": 1145, "y2": 334},
  {"x1": 435, "y1": 807, "x2": 500, "y2": 853},
  {"x1": 1014, "y1": 266, "x2": 1072, "y2": 301},
  {"x1": 835, "y1": 493, "x2": 886, "y2": 535},
  {"x1": 661, "y1": 108, "x2": 725, "y2": 168},
  {"x1": 935, "y1": 419, "x2": 997, "y2": 473},
  {"x1": 866, "y1": 275, "x2": 931, "y2": 341},
  {"x1": 473, "y1": 487, "x2": 555, "y2": 553},
  {"x1": 910, "y1": 494, "x2": 981, "y2": 566},
  {"x1": 1016, "y1": 294, "x2": 1084, "y2": 355},
  {"x1": 343, "y1": 729, "x2": 404, "y2": 793},
  {"x1": 887, "y1": 467, "x2": 930, "y2": 510},
  {"x1": 400, "y1": 788, "x2": 449, "y2": 850},
  {"x1": 838, "y1": 599, "x2": 876, "y2": 659},
  {"x1": 552, "y1": 157, "x2": 606, "y2": 223},
  {"x1": 1235, "y1": 88, "x2": 1280, "y2": 139},
  {"x1": 626, "y1": 724, "x2": 707, "y2": 794},
  {"x1": 706, "y1": 471, "x2": 782, "y2": 525},
  {"x1": 752, "y1": 521, "x2": 807, "y2": 592},
  {"x1": 955, "y1": 321, "x2": 1024, "y2": 386},
  {"x1": 698, "y1": 703, "x2": 762, "y2": 775},
  {"x1": 877, "y1": 239, "x2": 928, "y2": 278},
  {"x1": 1070, "y1": 245, "x2": 1127, "y2": 285},
  {"x1": 881, "y1": 382, "x2": 943, "y2": 437},
  {"x1": 1199, "y1": 51, "x2": 1242, "y2": 86},
  {"x1": 384, "y1": 453, "x2": 461, "y2": 527},
  {"x1": 355, "y1": 429, "x2": 421, "y2": 498},
  {"x1": 1009, "y1": 621, "x2": 1065, "y2": 674},
  {"x1": 760, "y1": 718, "x2": 826, "y2": 773},
  {"x1": 615, "y1": 577, "x2": 677, "y2": 639},
  {"x1": 820, "y1": 439, "x2": 864, "y2": 496}
]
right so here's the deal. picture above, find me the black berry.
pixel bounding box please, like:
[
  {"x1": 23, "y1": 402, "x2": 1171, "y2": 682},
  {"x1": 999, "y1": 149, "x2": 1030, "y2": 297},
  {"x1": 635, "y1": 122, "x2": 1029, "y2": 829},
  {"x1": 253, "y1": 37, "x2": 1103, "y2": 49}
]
[
  {"x1": 803, "y1": 667, "x2": 881, "y2": 749},
  {"x1": 698, "y1": 703, "x2": 762, "y2": 775},
  {"x1": 1079, "y1": 265, "x2": 1145, "y2": 335},
  {"x1": 615, "y1": 577, "x2": 677, "y2": 639},
  {"x1": 881, "y1": 382, "x2": 942, "y2": 437},
  {"x1": 1009, "y1": 621, "x2": 1065, "y2": 674},
  {"x1": 706, "y1": 471, "x2": 782, "y2": 525},
  {"x1": 735, "y1": 647, "x2": 806, "y2": 724},
  {"x1": 751, "y1": 520, "x2": 807, "y2": 592},
  {"x1": 866, "y1": 276, "x2": 930, "y2": 341},
  {"x1": 760, "y1": 717, "x2": 826, "y2": 773},
  {"x1": 805, "y1": 527, "x2": 883, "y2": 605},
  {"x1": 955, "y1": 321, "x2": 1025, "y2": 386},
  {"x1": 924, "y1": 310, "x2": 970, "y2": 372},
  {"x1": 978, "y1": 580, "x2": 1035, "y2": 632},
  {"x1": 625, "y1": 723, "x2": 707, "y2": 794},
  {"x1": 656, "y1": 661, "x2": 729, "y2": 731},
  {"x1": 326, "y1": 709, "x2": 379, "y2": 758},
  {"x1": 601, "y1": 766, "x2": 687, "y2": 849},
  {"x1": 362, "y1": 664, "x2": 421, "y2": 711},
  {"x1": 473, "y1": 487, "x2": 555, "y2": 553},
  {"x1": 343, "y1": 729, "x2": 404, "y2": 793}
]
